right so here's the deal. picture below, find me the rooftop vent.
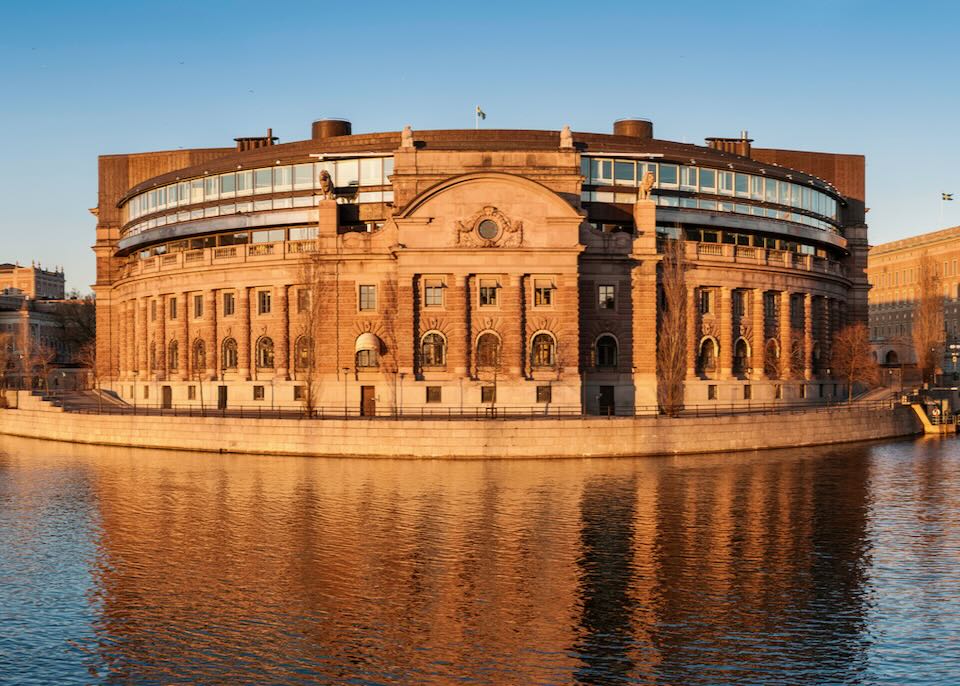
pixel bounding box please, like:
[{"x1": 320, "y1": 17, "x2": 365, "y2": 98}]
[
  {"x1": 705, "y1": 130, "x2": 753, "y2": 158},
  {"x1": 613, "y1": 118, "x2": 653, "y2": 140},
  {"x1": 234, "y1": 128, "x2": 278, "y2": 152},
  {"x1": 312, "y1": 118, "x2": 352, "y2": 139}
]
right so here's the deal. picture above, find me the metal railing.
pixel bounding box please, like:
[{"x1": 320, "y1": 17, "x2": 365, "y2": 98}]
[{"x1": 50, "y1": 396, "x2": 898, "y2": 421}]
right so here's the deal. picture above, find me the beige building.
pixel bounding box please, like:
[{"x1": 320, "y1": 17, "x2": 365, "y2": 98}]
[
  {"x1": 0, "y1": 263, "x2": 65, "y2": 300},
  {"x1": 867, "y1": 225, "x2": 960, "y2": 375},
  {"x1": 92, "y1": 119, "x2": 868, "y2": 413}
]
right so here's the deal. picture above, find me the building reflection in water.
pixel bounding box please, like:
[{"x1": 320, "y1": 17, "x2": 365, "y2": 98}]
[{"x1": 0, "y1": 436, "x2": 889, "y2": 684}]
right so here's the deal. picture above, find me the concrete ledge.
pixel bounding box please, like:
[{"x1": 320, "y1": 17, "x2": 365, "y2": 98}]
[{"x1": 0, "y1": 402, "x2": 923, "y2": 459}]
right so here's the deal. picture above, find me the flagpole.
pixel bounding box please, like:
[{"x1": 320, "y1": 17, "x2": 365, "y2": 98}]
[{"x1": 941, "y1": 196, "x2": 944, "y2": 227}]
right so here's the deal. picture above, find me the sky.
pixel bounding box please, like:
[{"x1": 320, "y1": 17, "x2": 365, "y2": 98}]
[{"x1": 1, "y1": 0, "x2": 958, "y2": 293}]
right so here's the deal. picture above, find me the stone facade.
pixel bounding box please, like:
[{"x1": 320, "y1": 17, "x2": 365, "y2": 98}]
[
  {"x1": 868, "y1": 225, "x2": 960, "y2": 375},
  {"x1": 93, "y1": 120, "x2": 867, "y2": 414}
]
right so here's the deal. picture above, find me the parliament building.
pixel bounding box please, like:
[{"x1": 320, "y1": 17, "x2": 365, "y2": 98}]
[{"x1": 92, "y1": 118, "x2": 868, "y2": 414}]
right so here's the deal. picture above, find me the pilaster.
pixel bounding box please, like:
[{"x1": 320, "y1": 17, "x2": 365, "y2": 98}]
[
  {"x1": 803, "y1": 292, "x2": 813, "y2": 380},
  {"x1": 718, "y1": 287, "x2": 733, "y2": 379}
]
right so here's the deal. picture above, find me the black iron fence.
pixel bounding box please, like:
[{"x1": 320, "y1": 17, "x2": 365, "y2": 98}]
[{"x1": 45, "y1": 394, "x2": 898, "y2": 421}]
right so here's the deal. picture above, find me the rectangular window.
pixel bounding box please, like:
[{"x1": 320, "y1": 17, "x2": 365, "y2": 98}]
[
  {"x1": 188, "y1": 386, "x2": 196, "y2": 400},
  {"x1": 359, "y1": 285, "x2": 377, "y2": 311},
  {"x1": 236, "y1": 170, "x2": 253, "y2": 196},
  {"x1": 258, "y1": 290, "x2": 272, "y2": 315},
  {"x1": 193, "y1": 294, "x2": 203, "y2": 318},
  {"x1": 297, "y1": 288, "x2": 310, "y2": 314},
  {"x1": 707, "y1": 384, "x2": 718, "y2": 400},
  {"x1": 598, "y1": 284, "x2": 616, "y2": 309},
  {"x1": 204, "y1": 176, "x2": 218, "y2": 201},
  {"x1": 424, "y1": 280, "x2": 443, "y2": 307},
  {"x1": 735, "y1": 173, "x2": 750, "y2": 197},
  {"x1": 359, "y1": 158, "x2": 382, "y2": 185},
  {"x1": 751, "y1": 176, "x2": 764, "y2": 200},
  {"x1": 699, "y1": 168, "x2": 716, "y2": 193},
  {"x1": 732, "y1": 290, "x2": 746, "y2": 318},
  {"x1": 253, "y1": 385, "x2": 265, "y2": 401},
  {"x1": 680, "y1": 166, "x2": 698, "y2": 191},
  {"x1": 743, "y1": 384, "x2": 751, "y2": 400},
  {"x1": 336, "y1": 159, "x2": 359, "y2": 186},
  {"x1": 479, "y1": 279, "x2": 498, "y2": 307},
  {"x1": 534, "y1": 279, "x2": 555, "y2": 306},
  {"x1": 775, "y1": 384, "x2": 783, "y2": 400},
  {"x1": 273, "y1": 165, "x2": 292, "y2": 191},
  {"x1": 614, "y1": 160, "x2": 635, "y2": 185},
  {"x1": 144, "y1": 386, "x2": 149, "y2": 399},
  {"x1": 254, "y1": 168, "x2": 273, "y2": 194},
  {"x1": 220, "y1": 173, "x2": 236, "y2": 197},
  {"x1": 190, "y1": 179, "x2": 203, "y2": 204},
  {"x1": 659, "y1": 164, "x2": 678, "y2": 188},
  {"x1": 294, "y1": 386, "x2": 306, "y2": 401},
  {"x1": 223, "y1": 292, "x2": 235, "y2": 316},
  {"x1": 719, "y1": 171, "x2": 734, "y2": 195},
  {"x1": 700, "y1": 289, "x2": 713, "y2": 314},
  {"x1": 590, "y1": 158, "x2": 613, "y2": 185},
  {"x1": 800, "y1": 384, "x2": 807, "y2": 399},
  {"x1": 426, "y1": 386, "x2": 442, "y2": 403},
  {"x1": 536, "y1": 385, "x2": 552, "y2": 403},
  {"x1": 293, "y1": 163, "x2": 314, "y2": 190},
  {"x1": 481, "y1": 386, "x2": 496, "y2": 403},
  {"x1": 169, "y1": 298, "x2": 177, "y2": 319}
]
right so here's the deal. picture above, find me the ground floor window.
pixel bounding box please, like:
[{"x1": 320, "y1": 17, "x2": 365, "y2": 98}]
[
  {"x1": 294, "y1": 386, "x2": 305, "y2": 401},
  {"x1": 253, "y1": 385, "x2": 265, "y2": 400},
  {"x1": 536, "y1": 385, "x2": 552, "y2": 403},
  {"x1": 481, "y1": 386, "x2": 496, "y2": 403},
  {"x1": 426, "y1": 386, "x2": 442, "y2": 403}
]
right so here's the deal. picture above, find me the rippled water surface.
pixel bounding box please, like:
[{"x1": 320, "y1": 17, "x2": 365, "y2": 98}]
[{"x1": 1, "y1": 435, "x2": 959, "y2": 685}]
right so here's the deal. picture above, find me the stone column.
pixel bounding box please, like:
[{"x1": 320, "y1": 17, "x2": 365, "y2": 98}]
[
  {"x1": 779, "y1": 291, "x2": 791, "y2": 380},
  {"x1": 718, "y1": 287, "x2": 733, "y2": 379},
  {"x1": 277, "y1": 285, "x2": 290, "y2": 380},
  {"x1": 822, "y1": 296, "x2": 833, "y2": 373},
  {"x1": 686, "y1": 286, "x2": 699, "y2": 378},
  {"x1": 157, "y1": 295, "x2": 167, "y2": 380},
  {"x1": 803, "y1": 293, "x2": 814, "y2": 380},
  {"x1": 205, "y1": 289, "x2": 217, "y2": 380},
  {"x1": 751, "y1": 289, "x2": 765, "y2": 380},
  {"x1": 138, "y1": 298, "x2": 148, "y2": 377},
  {"x1": 239, "y1": 287, "x2": 251, "y2": 380},
  {"x1": 180, "y1": 292, "x2": 189, "y2": 381}
]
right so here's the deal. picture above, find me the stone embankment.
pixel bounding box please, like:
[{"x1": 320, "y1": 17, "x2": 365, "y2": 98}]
[{"x1": 0, "y1": 392, "x2": 922, "y2": 459}]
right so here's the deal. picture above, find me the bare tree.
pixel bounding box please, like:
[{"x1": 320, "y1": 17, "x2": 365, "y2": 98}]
[
  {"x1": 831, "y1": 322, "x2": 880, "y2": 403},
  {"x1": 0, "y1": 332, "x2": 12, "y2": 404},
  {"x1": 30, "y1": 340, "x2": 57, "y2": 393},
  {"x1": 657, "y1": 238, "x2": 687, "y2": 416},
  {"x1": 911, "y1": 252, "x2": 944, "y2": 384},
  {"x1": 77, "y1": 339, "x2": 102, "y2": 412},
  {"x1": 297, "y1": 251, "x2": 333, "y2": 416}
]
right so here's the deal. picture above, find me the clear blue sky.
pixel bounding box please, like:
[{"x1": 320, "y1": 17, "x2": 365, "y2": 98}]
[{"x1": 1, "y1": 0, "x2": 957, "y2": 293}]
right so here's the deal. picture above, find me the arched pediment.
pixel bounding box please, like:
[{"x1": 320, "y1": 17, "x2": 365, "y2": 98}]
[{"x1": 396, "y1": 171, "x2": 582, "y2": 220}]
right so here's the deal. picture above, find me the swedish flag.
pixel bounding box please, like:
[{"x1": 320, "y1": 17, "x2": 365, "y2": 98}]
[
  {"x1": 476, "y1": 106, "x2": 486, "y2": 120},
  {"x1": 943, "y1": 192, "x2": 954, "y2": 201}
]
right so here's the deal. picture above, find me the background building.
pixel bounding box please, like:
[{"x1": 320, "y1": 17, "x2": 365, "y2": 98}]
[
  {"x1": 867, "y1": 226, "x2": 960, "y2": 378},
  {"x1": 0, "y1": 263, "x2": 65, "y2": 300},
  {"x1": 93, "y1": 119, "x2": 868, "y2": 413}
]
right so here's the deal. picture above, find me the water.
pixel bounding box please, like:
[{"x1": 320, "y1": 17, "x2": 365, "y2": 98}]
[{"x1": 0, "y1": 435, "x2": 958, "y2": 685}]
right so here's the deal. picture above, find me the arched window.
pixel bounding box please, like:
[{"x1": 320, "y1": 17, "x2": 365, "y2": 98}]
[
  {"x1": 733, "y1": 338, "x2": 749, "y2": 375},
  {"x1": 476, "y1": 332, "x2": 500, "y2": 368},
  {"x1": 356, "y1": 333, "x2": 380, "y2": 368},
  {"x1": 885, "y1": 350, "x2": 899, "y2": 365},
  {"x1": 595, "y1": 334, "x2": 618, "y2": 368},
  {"x1": 192, "y1": 339, "x2": 206, "y2": 373},
  {"x1": 764, "y1": 338, "x2": 780, "y2": 379},
  {"x1": 221, "y1": 338, "x2": 238, "y2": 370},
  {"x1": 421, "y1": 332, "x2": 446, "y2": 367},
  {"x1": 531, "y1": 333, "x2": 556, "y2": 368},
  {"x1": 697, "y1": 338, "x2": 717, "y2": 375},
  {"x1": 168, "y1": 340, "x2": 179, "y2": 371},
  {"x1": 294, "y1": 336, "x2": 313, "y2": 370},
  {"x1": 256, "y1": 337, "x2": 275, "y2": 369}
]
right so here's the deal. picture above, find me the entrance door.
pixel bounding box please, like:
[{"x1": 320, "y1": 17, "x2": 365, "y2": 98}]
[
  {"x1": 360, "y1": 386, "x2": 376, "y2": 417},
  {"x1": 217, "y1": 385, "x2": 228, "y2": 410},
  {"x1": 161, "y1": 385, "x2": 173, "y2": 409},
  {"x1": 598, "y1": 386, "x2": 615, "y2": 416}
]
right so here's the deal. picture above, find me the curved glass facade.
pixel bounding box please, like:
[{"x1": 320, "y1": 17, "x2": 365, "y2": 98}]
[
  {"x1": 581, "y1": 156, "x2": 841, "y2": 233},
  {"x1": 121, "y1": 156, "x2": 395, "y2": 236}
]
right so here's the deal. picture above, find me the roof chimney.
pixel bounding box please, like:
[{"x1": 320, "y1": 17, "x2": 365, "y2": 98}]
[
  {"x1": 234, "y1": 128, "x2": 278, "y2": 152},
  {"x1": 613, "y1": 118, "x2": 653, "y2": 140},
  {"x1": 705, "y1": 130, "x2": 753, "y2": 158}
]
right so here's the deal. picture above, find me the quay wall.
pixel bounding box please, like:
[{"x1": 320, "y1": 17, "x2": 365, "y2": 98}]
[{"x1": 0, "y1": 396, "x2": 923, "y2": 459}]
